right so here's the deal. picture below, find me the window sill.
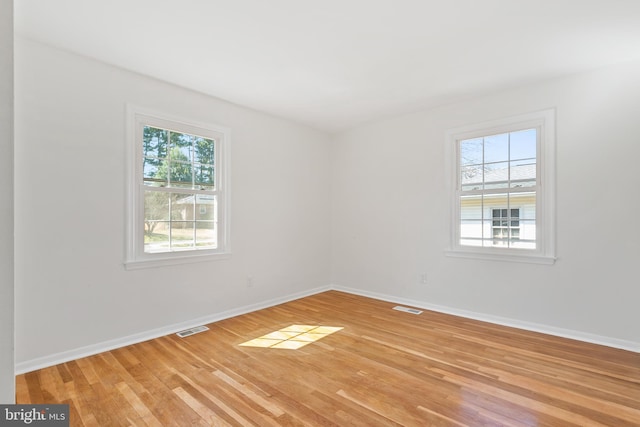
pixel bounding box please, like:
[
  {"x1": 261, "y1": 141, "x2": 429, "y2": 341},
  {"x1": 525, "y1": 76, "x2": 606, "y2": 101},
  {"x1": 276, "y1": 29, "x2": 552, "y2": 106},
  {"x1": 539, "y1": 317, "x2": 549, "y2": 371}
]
[
  {"x1": 444, "y1": 249, "x2": 556, "y2": 265},
  {"x1": 125, "y1": 252, "x2": 231, "y2": 270}
]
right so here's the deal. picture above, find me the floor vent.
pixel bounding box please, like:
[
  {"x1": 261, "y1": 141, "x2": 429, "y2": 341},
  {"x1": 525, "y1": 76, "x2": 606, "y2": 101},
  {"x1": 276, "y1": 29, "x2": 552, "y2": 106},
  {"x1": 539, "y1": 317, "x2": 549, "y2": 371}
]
[
  {"x1": 176, "y1": 325, "x2": 209, "y2": 338},
  {"x1": 393, "y1": 306, "x2": 423, "y2": 315}
]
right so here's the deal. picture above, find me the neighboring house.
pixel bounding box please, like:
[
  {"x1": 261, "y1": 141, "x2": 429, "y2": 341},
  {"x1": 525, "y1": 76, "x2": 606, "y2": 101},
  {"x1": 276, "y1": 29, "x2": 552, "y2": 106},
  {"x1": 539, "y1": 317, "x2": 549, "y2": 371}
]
[
  {"x1": 174, "y1": 194, "x2": 218, "y2": 222},
  {"x1": 460, "y1": 163, "x2": 536, "y2": 249}
]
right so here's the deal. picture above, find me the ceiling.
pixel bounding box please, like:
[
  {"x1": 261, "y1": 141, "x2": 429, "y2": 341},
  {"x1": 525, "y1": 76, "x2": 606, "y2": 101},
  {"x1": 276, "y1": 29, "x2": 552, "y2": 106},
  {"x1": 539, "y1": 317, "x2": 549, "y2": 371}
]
[{"x1": 14, "y1": 0, "x2": 640, "y2": 133}]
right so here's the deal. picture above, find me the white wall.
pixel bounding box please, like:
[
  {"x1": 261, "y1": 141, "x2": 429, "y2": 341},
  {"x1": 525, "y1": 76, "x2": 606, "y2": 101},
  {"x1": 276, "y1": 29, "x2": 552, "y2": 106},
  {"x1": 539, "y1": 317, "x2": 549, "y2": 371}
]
[
  {"x1": 331, "y1": 60, "x2": 640, "y2": 348},
  {"x1": 14, "y1": 39, "x2": 332, "y2": 367},
  {"x1": 14, "y1": 36, "x2": 640, "y2": 372},
  {"x1": 0, "y1": 0, "x2": 15, "y2": 403}
]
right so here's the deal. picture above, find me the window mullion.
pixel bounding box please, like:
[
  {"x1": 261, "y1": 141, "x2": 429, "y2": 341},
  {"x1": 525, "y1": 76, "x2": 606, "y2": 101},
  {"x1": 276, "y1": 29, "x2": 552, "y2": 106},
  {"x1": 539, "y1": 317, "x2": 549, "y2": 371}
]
[
  {"x1": 481, "y1": 137, "x2": 485, "y2": 245},
  {"x1": 167, "y1": 130, "x2": 172, "y2": 188},
  {"x1": 507, "y1": 128, "x2": 511, "y2": 249},
  {"x1": 144, "y1": 186, "x2": 215, "y2": 195},
  {"x1": 481, "y1": 193, "x2": 485, "y2": 246},
  {"x1": 507, "y1": 131, "x2": 511, "y2": 248},
  {"x1": 507, "y1": 193, "x2": 511, "y2": 248},
  {"x1": 168, "y1": 191, "x2": 173, "y2": 251}
]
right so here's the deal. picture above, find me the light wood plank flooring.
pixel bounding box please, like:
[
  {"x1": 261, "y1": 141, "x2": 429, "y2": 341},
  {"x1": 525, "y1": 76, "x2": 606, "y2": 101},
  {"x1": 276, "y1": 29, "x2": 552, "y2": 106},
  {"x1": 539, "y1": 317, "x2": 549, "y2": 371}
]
[{"x1": 16, "y1": 291, "x2": 640, "y2": 426}]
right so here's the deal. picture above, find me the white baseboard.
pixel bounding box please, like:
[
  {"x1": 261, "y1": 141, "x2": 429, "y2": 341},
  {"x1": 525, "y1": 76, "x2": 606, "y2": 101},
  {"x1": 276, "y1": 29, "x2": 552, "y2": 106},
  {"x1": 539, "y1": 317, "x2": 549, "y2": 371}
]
[
  {"x1": 15, "y1": 285, "x2": 331, "y2": 374},
  {"x1": 15, "y1": 283, "x2": 638, "y2": 374},
  {"x1": 332, "y1": 285, "x2": 640, "y2": 353}
]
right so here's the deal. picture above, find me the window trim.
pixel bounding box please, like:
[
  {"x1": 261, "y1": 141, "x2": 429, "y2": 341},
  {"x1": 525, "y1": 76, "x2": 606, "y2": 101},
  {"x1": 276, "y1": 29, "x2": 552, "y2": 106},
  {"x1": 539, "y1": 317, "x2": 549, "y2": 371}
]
[
  {"x1": 445, "y1": 109, "x2": 556, "y2": 265},
  {"x1": 125, "y1": 105, "x2": 231, "y2": 270}
]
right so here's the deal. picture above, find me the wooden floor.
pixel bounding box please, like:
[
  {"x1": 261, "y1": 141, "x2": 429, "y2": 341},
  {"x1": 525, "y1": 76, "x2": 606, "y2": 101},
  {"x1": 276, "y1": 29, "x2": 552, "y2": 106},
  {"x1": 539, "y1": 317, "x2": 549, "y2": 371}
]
[{"x1": 16, "y1": 291, "x2": 640, "y2": 426}]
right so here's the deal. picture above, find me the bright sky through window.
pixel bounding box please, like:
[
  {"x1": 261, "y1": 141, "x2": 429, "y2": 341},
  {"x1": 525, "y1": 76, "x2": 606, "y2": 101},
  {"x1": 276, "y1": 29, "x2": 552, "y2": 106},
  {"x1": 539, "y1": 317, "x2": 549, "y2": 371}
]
[{"x1": 239, "y1": 325, "x2": 343, "y2": 349}]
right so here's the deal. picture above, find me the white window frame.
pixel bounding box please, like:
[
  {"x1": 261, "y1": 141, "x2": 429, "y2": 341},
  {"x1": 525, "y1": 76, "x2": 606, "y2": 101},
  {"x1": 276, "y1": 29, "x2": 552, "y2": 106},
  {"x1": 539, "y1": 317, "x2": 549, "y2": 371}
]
[
  {"x1": 125, "y1": 105, "x2": 231, "y2": 269},
  {"x1": 445, "y1": 109, "x2": 556, "y2": 264}
]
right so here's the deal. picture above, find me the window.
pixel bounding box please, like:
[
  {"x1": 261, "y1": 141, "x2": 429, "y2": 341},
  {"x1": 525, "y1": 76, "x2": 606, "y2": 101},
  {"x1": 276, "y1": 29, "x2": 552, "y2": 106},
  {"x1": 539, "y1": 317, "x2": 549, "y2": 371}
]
[
  {"x1": 126, "y1": 106, "x2": 230, "y2": 269},
  {"x1": 446, "y1": 109, "x2": 555, "y2": 264},
  {"x1": 492, "y1": 208, "x2": 520, "y2": 245}
]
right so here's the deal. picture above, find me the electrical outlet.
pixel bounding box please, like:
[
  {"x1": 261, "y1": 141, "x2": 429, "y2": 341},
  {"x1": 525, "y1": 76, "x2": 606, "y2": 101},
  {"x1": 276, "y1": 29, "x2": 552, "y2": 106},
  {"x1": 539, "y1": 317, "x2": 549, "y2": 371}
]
[
  {"x1": 247, "y1": 276, "x2": 254, "y2": 287},
  {"x1": 420, "y1": 273, "x2": 428, "y2": 284}
]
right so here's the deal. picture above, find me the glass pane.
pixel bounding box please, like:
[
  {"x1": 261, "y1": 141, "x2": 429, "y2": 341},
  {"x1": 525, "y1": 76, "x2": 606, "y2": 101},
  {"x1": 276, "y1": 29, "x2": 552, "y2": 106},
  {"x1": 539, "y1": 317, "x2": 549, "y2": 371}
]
[
  {"x1": 144, "y1": 222, "x2": 170, "y2": 253},
  {"x1": 144, "y1": 190, "x2": 170, "y2": 221},
  {"x1": 482, "y1": 193, "x2": 508, "y2": 208},
  {"x1": 514, "y1": 196, "x2": 535, "y2": 249},
  {"x1": 195, "y1": 222, "x2": 217, "y2": 249},
  {"x1": 194, "y1": 164, "x2": 215, "y2": 189},
  {"x1": 143, "y1": 126, "x2": 168, "y2": 159},
  {"x1": 460, "y1": 220, "x2": 482, "y2": 240},
  {"x1": 143, "y1": 158, "x2": 166, "y2": 186},
  {"x1": 484, "y1": 133, "x2": 509, "y2": 163},
  {"x1": 195, "y1": 194, "x2": 216, "y2": 220},
  {"x1": 170, "y1": 131, "x2": 193, "y2": 162},
  {"x1": 460, "y1": 138, "x2": 483, "y2": 165},
  {"x1": 460, "y1": 195, "x2": 482, "y2": 220},
  {"x1": 510, "y1": 159, "x2": 536, "y2": 188},
  {"x1": 484, "y1": 194, "x2": 508, "y2": 248},
  {"x1": 172, "y1": 193, "x2": 195, "y2": 221},
  {"x1": 488, "y1": 239, "x2": 508, "y2": 248},
  {"x1": 492, "y1": 227, "x2": 507, "y2": 238},
  {"x1": 171, "y1": 221, "x2": 195, "y2": 249},
  {"x1": 169, "y1": 161, "x2": 194, "y2": 188},
  {"x1": 194, "y1": 137, "x2": 215, "y2": 165},
  {"x1": 510, "y1": 129, "x2": 536, "y2": 161},
  {"x1": 484, "y1": 162, "x2": 509, "y2": 189},
  {"x1": 482, "y1": 219, "x2": 497, "y2": 247},
  {"x1": 460, "y1": 238, "x2": 482, "y2": 247},
  {"x1": 461, "y1": 165, "x2": 483, "y2": 191},
  {"x1": 460, "y1": 194, "x2": 482, "y2": 245},
  {"x1": 511, "y1": 192, "x2": 536, "y2": 219},
  {"x1": 518, "y1": 218, "x2": 536, "y2": 244}
]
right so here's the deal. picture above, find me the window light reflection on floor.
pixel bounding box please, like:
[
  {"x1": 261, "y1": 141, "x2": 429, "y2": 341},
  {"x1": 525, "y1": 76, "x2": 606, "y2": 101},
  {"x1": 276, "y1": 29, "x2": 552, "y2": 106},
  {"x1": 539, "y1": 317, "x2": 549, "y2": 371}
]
[{"x1": 239, "y1": 325, "x2": 343, "y2": 349}]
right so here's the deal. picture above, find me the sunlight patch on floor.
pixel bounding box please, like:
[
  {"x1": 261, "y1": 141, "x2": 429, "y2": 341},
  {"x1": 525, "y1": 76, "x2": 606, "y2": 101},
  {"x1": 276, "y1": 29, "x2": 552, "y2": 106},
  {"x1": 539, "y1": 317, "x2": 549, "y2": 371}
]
[{"x1": 239, "y1": 325, "x2": 343, "y2": 349}]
